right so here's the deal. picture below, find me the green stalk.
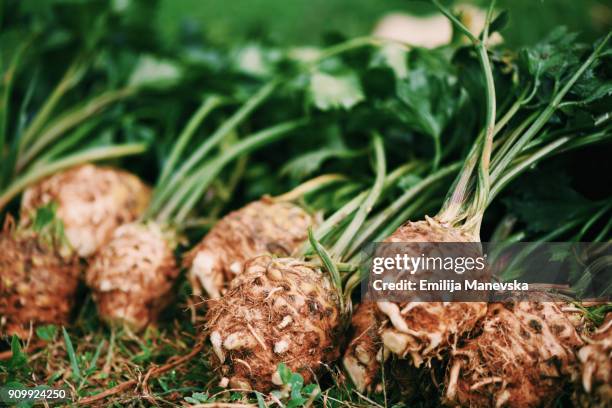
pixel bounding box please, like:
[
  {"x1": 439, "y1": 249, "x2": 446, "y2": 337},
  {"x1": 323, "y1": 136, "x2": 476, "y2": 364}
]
[
  {"x1": 152, "y1": 81, "x2": 279, "y2": 212},
  {"x1": 157, "y1": 95, "x2": 224, "y2": 188},
  {"x1": 372, "y1": 193, "x2": 442, "y2": 244},
  {"x1": 296, "y1": 162, "x2": 419, "y2": 255},
  {"x1": 488, "y1": 136, "x2": 570, "y2": 202},
  {"x1": 490, "y1": 111, "x2": 539, "y2": 178},
  {"x1": 34, "y1": 119, "x2": 103, "y2": 165},
  {"x1": 576, "y1": 202, "x2": 612, "y2": 241},
  {"x1": 156, "y1": 119, "x2": 306, "y2": 224},
  {"x1": 307, "y1": 36, "x2": 407, "y2": 68},
  {"x1": 273, "y1": 174, "x2": 347, "y2": 202},
  {"x1": 1, "y1": 36, "x2": 34, "y2": 157},
  {"x1": 330, "y1": 134, "x2": 386, "y2": 260},
  {"x1": 17, "y1": 86, "x2": 136, "y2": 171},
  {"x1": 346, "y1": 162, "x2": 461, "y2": 258},
  {"x1": 459, "y1": 1, "x2": 497, "y2": 234},
  {"x1": 0, "y1": 143, "x2": 146, "y2": 211},
  {"x1": 17, "y1": 55, "x2": 87, "y2": 154}
]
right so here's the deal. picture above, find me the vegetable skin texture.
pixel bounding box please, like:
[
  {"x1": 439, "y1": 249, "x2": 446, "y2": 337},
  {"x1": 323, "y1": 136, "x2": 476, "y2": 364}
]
[
  {"x1": 342, "y1": 302, "x2": 387, "y2": 392},
  {"x1": 85, "y1": 222, "x2": 178, "y2": 330},
  {"x1": 444, "y1": 300, "x2": 583, "y2": 408},
  {"x1": 184, "y1": 198, "x2": 316, "y2": 298},
  {"x1": 575, "y1": 313, "x2": 612, "y2": 407},
  {"x1": 375, "y1": 216, "x2": 487, "y2": 368},
  {"x1": 21, "y1": 164, "x2": 151, "y2": 258},
  {"x1": 205, "y1": 254, "x2": 340, "y2": 392},
  {"x1": 0, "y1": 219, "x2": 79, "y2": 338}
]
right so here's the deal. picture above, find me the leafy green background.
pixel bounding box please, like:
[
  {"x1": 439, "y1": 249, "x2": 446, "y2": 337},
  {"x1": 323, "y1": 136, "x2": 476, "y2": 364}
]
[{"x1": 156, "y1": 0, "x2": 610, "y2": 47}]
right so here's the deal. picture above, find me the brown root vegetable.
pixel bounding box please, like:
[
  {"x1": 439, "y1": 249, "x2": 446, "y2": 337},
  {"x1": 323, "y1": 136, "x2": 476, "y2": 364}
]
[
  {"x1": 21, "y1": 164, "x2": 150, "y2": 258},
  {"x1": 342, "y1": 302, "x2": 388, "y2": 392},
  {"x1": 575, "y1": 313, "x2": 612, "y2": 407},
  {"x1": 0, "y1": 218, "x2": 79, "y2": 338},
  {"x1": 184, "y1": 198, "x2": 316, "y2": 298},
  {"x1": 85, "y1": 222, "x2": 178, "y2": 330},
  {"x1": 205, "y1": 254, "x2": 340, "y2": 392},
  {"x1": 376, "y1": 216, "x2": 487, "y2": 368},
  {"x1": 444, "y1": 300, "x2": 583, "y2": 408}
]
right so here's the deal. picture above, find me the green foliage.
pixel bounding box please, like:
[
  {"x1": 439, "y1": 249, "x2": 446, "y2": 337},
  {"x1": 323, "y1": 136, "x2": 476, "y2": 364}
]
[
  {"x1": 272, "y1": 363, "x2": 320, "y2": 408},
  {"x1": 503, "y1": 169, "x2": 593, "y2": 233},
  {"x1": 35, "y1": 325, "x2": 58, "y2": 342},
  {"x1": 63, "y1": 327, "x2": 81, "y2": 381},
  {"x1": 0, "y1": 336, "x2": 31, "y2": 381}
]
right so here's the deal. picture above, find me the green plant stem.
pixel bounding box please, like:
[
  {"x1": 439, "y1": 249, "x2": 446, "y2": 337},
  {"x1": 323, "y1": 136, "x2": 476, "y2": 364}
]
[
  {"x1": 17, "y1": 86, "x2": 136, "y2": 171},
  {"x1": 1, "y1": 36, "x2": 34, "y2": 157},
  {"x1": 152, "y1": 81, "x2": 279, "y2": 213},
  {"x1": 297, "y1": 162, "x2": 418, "y2": 256},
  {"x1": 35, "y1": 119, "x2": 103, "y2": 165},
  {"x1": 157, "y1": 95, "x2": 224, "y2": 188},
  {"x1": 433, "y1": 0, "x2": 496, "y2": 235},
  {"x1": 273, "y1": 174, "x2": 347, "y2": 202},
  {"x1": 346, "y1": 162, "x2": 461, "y2": 258},
  {"x1": 462, "y1": 1, "x2": 497, "y2": 234},
  {"x1": 0, "y1": 143, "x2": 146, "y2": 211},
  {"x1": 156, "y1": 119, "x2": 306, "y2": 224},
  {"x1": 489, "y1": 136, "x2": 570, "y2": 202},
  {"x1": 576, "y1": 202, "x2": 612, "y2": 241},
  {"x1": 330, "y1": 134, "x2": 386, "y2": 260},
  {"x1": 490, "y1": 111, "x2": 539, "y2": 178},
  {"x1": 307, "y1": 36, "x2": 407, "y2": 68},
  {"x1": 208, "y1": 154, "x2": 249, "y2": 220},
  {"x1": 18, "y1": 55, "x2": 87, "y2": 155}
]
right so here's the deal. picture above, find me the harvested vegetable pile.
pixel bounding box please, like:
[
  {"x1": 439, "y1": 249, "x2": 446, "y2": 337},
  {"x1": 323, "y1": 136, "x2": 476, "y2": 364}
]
[{"x1": 1, "y1": 0, "x2": 611, "y2": 407}]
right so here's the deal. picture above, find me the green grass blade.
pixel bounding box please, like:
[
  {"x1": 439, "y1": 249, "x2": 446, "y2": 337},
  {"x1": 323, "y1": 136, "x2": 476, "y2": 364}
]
[{"x1": 62, "y1": 327, "x2": 81, "y2": 381}]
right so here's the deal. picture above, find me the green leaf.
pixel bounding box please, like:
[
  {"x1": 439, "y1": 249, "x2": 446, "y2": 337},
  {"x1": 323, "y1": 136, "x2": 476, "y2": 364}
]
[
  {"x1": 302, "y1": 383, "x2": 319, "y2": 395},
  {"x1": 185, "y1": 392, "x2": 209, "y2": 403},
  {"x1": 287, "y1": 398, "x2": 308, "y2": 408},
  {"x1": 62, "y1": 327, "x2": 81, "y2": 381},
  {"x1": 35, "y1": 325, "x2": 57, "y2": 342},
  {"x1": 503, "y1": 169, "x2": 592, "y2": 233},
  {"x1": 309, "y1": 71, "x2": 364, "y2": 110},
  {"x1": 7, "y1": 336, "x2": 28, "y2": 372},
  {"x1": 32, "y1": 202, "x2": 57, "y2": 232},
  {"x1": 289, "y1": 372, "x2": 304, "y2": 400},
  {"x1": 489, "y1": 10, "x2": 509, "y2": 34},
  {"x1": 277, "y1": 362, "x2": 292, "y2": 384},
  {"x1": 256, "y1": 393, "x2": 267, "y2": 408}
]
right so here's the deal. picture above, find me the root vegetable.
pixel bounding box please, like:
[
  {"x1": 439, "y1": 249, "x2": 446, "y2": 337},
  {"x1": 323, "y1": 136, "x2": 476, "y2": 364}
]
[
  {"x1": 205, "y1": 254, "x2": 341, "y2": 392},
  {"x1": 0, "y1": 218, "x2": 79, "y2": 338},
  {"x1": 342, "y1": 302, "x2": 387, "y2": 392},
  {"x1": 85, "y1": 222, "x2": 178, "y2": 330},
  {"x1": 184, "y1": 198, "x2": 316, "y2": 298},
  {"x1": 376, "y1": 216, "x2": 487, "y2": 367},
  {"x1": 575, "y1": 313, "x2": 612, "y2": 407},
  {"x1": 345, "y1": 5, "x2": 610, "y2": 395},
  {"x1": 444, "y1": 299, "x2": 583, "y2": 407},
  {"x1": 205, "y1": 135, "x2": 388, "y2": 393},
  {"x1": 83, "y1": 85, "x2": 304, "y2": 329},
  {"x1": 21, "y1": 164, "x2": 150, "y2": 257}
]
